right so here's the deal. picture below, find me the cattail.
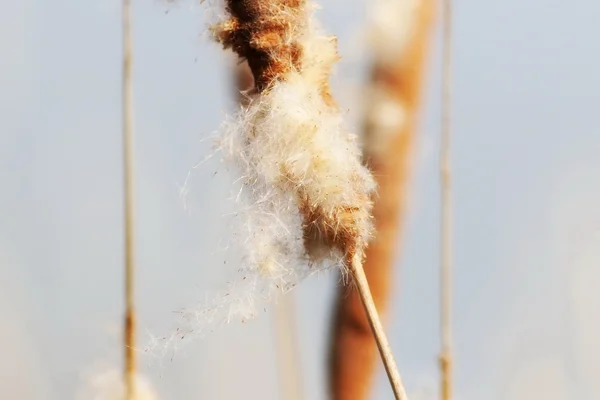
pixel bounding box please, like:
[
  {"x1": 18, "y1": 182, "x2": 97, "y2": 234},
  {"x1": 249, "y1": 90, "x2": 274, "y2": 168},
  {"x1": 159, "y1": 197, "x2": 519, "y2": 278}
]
[
  {"x1": 213, "y1": 0, "x2": 414, "y2": 397},
  {"x1": 153, "y1": 1, "x2": 408, "y2": 397},
  {"x1": 213, "y1": 0, "x2": 376, "y2": 273},
  {"x1": 329, "y1": 0, "x2": 435, "y2": 399},
  {"x1": 157, "y1": 0, "x2": 376, "y2": 337}
]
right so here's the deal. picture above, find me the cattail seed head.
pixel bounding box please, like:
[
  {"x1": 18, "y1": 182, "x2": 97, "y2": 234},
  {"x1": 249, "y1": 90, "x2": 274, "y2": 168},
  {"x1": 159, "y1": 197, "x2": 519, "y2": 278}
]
[
  {"x1": 216, "y1": 0, "x2": 375, "y2": 269},
  {"x1": 150, "y1": 0, "x2": 376, "y2": 354}
]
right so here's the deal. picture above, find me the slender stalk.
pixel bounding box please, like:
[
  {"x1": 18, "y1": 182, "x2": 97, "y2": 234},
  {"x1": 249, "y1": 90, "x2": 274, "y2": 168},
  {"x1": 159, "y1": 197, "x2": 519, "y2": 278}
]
[
  {"x1": 348, "y1": 253, "x2": 408, "y2": 400},
  {"x1": 272, "y1": 295, "x2": 305, "y2": 400},
  {"x1": 122, "y1": 0, "x2": 137, "y2": 398},
  {"x1": 439, "y1": 0, "x2": 453, "y2": 398}
]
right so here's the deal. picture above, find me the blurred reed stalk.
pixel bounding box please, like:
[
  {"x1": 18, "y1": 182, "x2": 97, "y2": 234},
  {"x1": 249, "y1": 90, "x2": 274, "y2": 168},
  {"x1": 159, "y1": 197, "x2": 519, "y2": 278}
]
[
  {"x1": 329, "y1": 1, "x2": 435, "y2": 399},
  {"x1": 232, "y1": 60, "x2": 305, "y2": 400},
  {"x1": 273, "y1": 295, "x2": 305, "y2": 400},
  {"x1": 122, "y1": 0, "x2": 137, "y2": 398},
  {"x1": 439, "y1": 0, "x2": 453, "y2": 399}
]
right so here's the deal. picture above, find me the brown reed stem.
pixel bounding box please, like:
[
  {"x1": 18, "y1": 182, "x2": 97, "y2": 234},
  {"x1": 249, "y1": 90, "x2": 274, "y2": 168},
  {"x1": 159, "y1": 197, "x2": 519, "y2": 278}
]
[
  {"x1": 122, "y1": 0, "x2": 137, "y2": 397},
  {"x1": 439, "y1": 0, "x2": 453, "y2": 398},
  {"x1": 329, "y1": 1, "x2": 435, "y2": 398},
  {"x1": 348, "y1": 253, "x2": 408, "y2": 400}
]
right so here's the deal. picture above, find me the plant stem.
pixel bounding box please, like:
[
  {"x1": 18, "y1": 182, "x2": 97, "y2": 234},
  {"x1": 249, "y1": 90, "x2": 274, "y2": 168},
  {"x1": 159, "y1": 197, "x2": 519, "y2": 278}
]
[
  {"x1": 440, "y1": 0, "x2": 453, "y2": 398},
  {"x1": 122, "y1": 0, "x2": 137, "y2": 398},
  {"x1": 273, "y1": 294, "x2": 305, "y2": 400},
  {"x1": 348, "y1": 253, "x2": 408, "y2": 400}
]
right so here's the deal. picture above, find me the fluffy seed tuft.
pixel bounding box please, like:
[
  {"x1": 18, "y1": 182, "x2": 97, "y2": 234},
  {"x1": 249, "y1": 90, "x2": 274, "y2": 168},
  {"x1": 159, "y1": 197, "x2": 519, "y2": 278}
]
[{"x1": 149, "y1": 0, "x2": 377, "y2": 356}]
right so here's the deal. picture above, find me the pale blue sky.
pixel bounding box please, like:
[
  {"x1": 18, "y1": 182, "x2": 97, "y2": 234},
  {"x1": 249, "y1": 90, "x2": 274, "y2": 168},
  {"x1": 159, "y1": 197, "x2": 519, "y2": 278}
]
[{"x1": 1, "y1": 1, "x2": 599, "y2": 399}]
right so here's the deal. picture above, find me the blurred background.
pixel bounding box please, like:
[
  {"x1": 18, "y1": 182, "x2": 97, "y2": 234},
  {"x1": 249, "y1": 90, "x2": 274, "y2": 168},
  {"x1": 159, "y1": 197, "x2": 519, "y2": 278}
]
[{"x1": 1, "y1": 0, "x2": 599, "y2": 399}]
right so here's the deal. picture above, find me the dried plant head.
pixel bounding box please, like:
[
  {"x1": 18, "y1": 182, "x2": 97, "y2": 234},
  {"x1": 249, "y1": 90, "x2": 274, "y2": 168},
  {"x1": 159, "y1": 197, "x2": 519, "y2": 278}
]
[
  {"x1": 149, "y1": 0, "x2": 376, "y2": 357},
  {"x1": 215, "y1": 0, "x2": 375, "y2": 263}
]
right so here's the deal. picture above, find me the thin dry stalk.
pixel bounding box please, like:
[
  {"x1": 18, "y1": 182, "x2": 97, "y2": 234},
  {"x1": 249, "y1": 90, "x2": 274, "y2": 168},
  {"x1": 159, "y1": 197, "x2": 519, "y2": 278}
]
[
  {"x1": 329, "y1": 1, "x2": 435, "y2": 399},
  {"x1": 439, "y1": 0, "x2": 453, "y2": 398},
  {"x1": 272, "y1": 294, "x2": 305, "y2": 400},
  {"x1": 233, "y1": 60, "x2": 305, "y2": 400},
  {"x1": 122, "y1": 0, "x2": 137, "y2": 398},
  {"x1": 349, "y1": 254, "x2": 408, "y2": 400}
]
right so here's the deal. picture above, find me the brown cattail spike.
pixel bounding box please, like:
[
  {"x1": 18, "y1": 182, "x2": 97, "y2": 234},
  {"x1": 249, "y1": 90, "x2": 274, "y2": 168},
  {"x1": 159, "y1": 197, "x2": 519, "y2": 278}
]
[
  {"x1": 210, "y1": 0, "x2": 411, "y2": 397},
  {"x1": 214, "y1": 0, "x2": 305, "y2": 91}
]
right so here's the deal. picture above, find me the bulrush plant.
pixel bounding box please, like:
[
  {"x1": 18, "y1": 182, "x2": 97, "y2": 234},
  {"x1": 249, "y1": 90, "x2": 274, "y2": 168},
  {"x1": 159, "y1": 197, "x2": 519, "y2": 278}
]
[
  {"x1": 212, "y1": 0, "x2": 376, "y2": 286},
  {"x1": 153, "y1": 0, "x2": 409, "y2": 398}
]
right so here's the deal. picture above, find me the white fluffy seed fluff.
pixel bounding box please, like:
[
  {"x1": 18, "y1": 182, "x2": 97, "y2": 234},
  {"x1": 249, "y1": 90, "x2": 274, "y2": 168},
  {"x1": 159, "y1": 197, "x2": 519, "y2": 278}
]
[
  {"x1": 148, "y1": 1, "x2": 375, "y2": 356},
  {"x1": 218, "y1": 5, "x2": 375, "y2": 295}
]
